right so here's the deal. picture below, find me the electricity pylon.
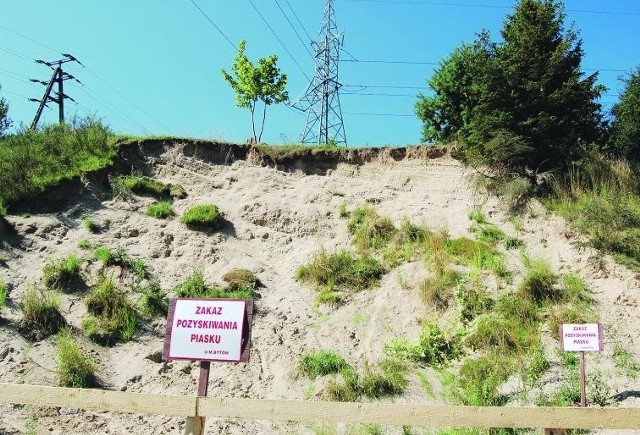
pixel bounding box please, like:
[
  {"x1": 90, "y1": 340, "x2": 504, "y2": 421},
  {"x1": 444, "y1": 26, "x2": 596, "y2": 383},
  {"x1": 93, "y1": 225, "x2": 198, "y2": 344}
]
[
  {"x1": 30, "y1": 54, "x2": 82, "y2": 129},
  {"x1": 295, "y1": 0, "x2": 347, "y2": 146}
]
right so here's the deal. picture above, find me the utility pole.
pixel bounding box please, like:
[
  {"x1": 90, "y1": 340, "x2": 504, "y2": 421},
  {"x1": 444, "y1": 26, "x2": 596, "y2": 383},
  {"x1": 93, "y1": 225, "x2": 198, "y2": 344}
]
[
  {"x1": 294, "y1": 0, "x2": 347, "y2": 146},
  {"x1": 30, "y1": 54, "x2": 82, "y2": 129}
]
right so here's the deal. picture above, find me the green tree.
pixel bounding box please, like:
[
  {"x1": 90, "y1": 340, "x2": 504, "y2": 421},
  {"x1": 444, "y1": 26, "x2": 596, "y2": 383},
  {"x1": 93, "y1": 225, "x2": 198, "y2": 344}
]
[
  {"x1": 221, "y1": 40, "x2": 288, "y2": 143},
  {"x1": 416, "y1": 0, "x2": 605, "y2": 174},
  {"x1": 610, "y1": 67, "x2": 640, "y2": 160},
  {"x1": 0, "y1": 84, "x2": 11, "y2": 137}
]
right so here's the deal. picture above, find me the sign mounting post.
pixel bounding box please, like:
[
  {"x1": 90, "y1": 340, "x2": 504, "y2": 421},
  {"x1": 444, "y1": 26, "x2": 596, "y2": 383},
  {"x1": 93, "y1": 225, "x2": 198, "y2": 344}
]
[{"x1": 561, "y1": 323, "x2": 603, "y2": 407}]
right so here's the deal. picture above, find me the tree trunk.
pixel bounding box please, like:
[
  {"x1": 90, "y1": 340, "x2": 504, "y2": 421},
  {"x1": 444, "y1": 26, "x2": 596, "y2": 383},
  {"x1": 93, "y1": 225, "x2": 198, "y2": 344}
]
[
  {"x1": 258, "y1": 101, "x2": 268, "y2": 143},
  {"x1": 250, "y1": 101, "x2": 257, "y2": 143}
]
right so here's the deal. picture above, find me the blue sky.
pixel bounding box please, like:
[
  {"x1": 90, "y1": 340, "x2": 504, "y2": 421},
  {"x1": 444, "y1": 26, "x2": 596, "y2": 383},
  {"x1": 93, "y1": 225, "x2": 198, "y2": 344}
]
[{"x1": 1, "y1": 1, "x2": 638, "y2": 146}]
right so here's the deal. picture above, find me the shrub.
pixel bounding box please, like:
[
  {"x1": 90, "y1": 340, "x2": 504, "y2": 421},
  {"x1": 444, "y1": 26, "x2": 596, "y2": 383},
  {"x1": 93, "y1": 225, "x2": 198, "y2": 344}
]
[
  {"x1": 83, "y1": 276, "x2": 138, "y2": 345},
  {"x1": 419, "y1": 269, "x2": 458, "y2": 310},
  {"x1": 360, "y1": 359, "x2": 408, "y2": 398},
  {"x1": 119, "y1": 175, "x2": 169, "y2": 198},
  {"x1": 174, "y1": 270, "x2": 208, "y2": 298},
  {"x1": 42, "y1": 254, "x2": 82, "y2": 292},
  {"x1": 517, "y1": 259, "x2": 559, "y2": 304},
  {"x1": 456, "y1": 281, "x2": 493, "y2": 323},
  {"x1": 465, "y1": 315, "x2": 536, "y2": 354},
  {"x1": 416, "y1": 321, "x2": 462, "y2": 367},
  {"x1": 495, "y1": 293, "x2": 540, "y2": 327},
  {"x1": 181, "y1": 204, "x2": 222, "y2": 229},
  {"x1": 20, "y1": 288, "x2": 66, "y2": 340},
  {"x1": 56, "y1": 329, "x2": 96, "y2": 388},
  {"x1": 454, "y1": 355, "x2": 511, "y2": 406},
  {"x1": 138, "y1": 281, "x2": 168, "y2": 317},
  {"x1": 296, "y1": 250, "x2": 384, "y2": 298},
  {"x1": 146, "y1": 201, "x2": 173, "y2": 219},
  {"x1": 300, "y1": 350, "x2": 349, "y2": 379},
  {"x1": 468, "y1": 209, "x2": 487, "y2": 224},
  {"x1": 0, "y1": 118, "x2": 115, "y2": 205},
  {"x1": 222, "y1": 269, "x2": 257, "y2": 290},
  {"x1": 348, "y1": 205, "x2": 397, "y2": 253}
]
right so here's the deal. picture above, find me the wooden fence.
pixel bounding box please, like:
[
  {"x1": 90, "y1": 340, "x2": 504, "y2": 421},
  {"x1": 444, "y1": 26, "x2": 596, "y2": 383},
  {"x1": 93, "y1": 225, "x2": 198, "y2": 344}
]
[{"x1": 1, "y1": 383, "x2": 639, "y2": 430}]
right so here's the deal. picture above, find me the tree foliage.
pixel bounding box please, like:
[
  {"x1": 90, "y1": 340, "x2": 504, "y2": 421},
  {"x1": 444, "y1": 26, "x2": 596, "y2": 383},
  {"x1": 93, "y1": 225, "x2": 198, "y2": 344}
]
[
  {"x1": 0, "y1": 84, "x2": 11, "y2": 137},
  {"x1": 610, "y1": 67, "x2": 640, "y2": 160},
  {"x1": 416, "y1": 0, "x2": 605, "y2": 174},
  {"x1": 221, "y1": 40, "x2": 288, "y2": 143}
]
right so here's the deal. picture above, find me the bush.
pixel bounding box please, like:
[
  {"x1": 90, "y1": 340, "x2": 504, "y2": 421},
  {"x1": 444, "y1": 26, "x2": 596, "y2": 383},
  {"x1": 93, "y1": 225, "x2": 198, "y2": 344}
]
[
  {"x1": 296, "y1": 250, "x2": 384, "y2": 299},
  {"x1": 517, "y1": 259, "x2": 559, "y2": 304},
  {"x1": 465, "y1": 315, "x2": 536, "y2": 354},
  {"x1": 181, "y1": 204, "x2": 222, "y2": 229},
  {"x1": 419, "y1": 269, "x2": 458, "y2": 310},
  {"x1": 0, "y1": 118, "x2": 115, "y2": 205},
  {"x1": 454, "y1": 355, "x2": 511, "y2": 406},
  {"x1": 20, "y1": 288, "x2": 66, "y2": 340},
  {"x1": 174, "y1": 270, "x2": 209, "y2": 298},
  {"x1": 360, "y1": 359, "x2": 408, "y2": 398},
  {"x1": 42, "y1": 254, "x2": 83, "y2": 292},
  {"x1": 146, "y1": 201, "x2": 173, "y2": 219},
  {"x1": 138, "y1": 281, "x2": 168, "y2": 317},
  {"x1": 300, "y1": 350, "x2": 349, "y2": 379},
  {"x1": 416, "y1": 322, "x2": 462, "y2": 366},
  {"x1": 456, "y1": 281, "x2": 493, "y2": 323},
  {"x1": 83, "y1": 276, "x2": 138, "y2": 345},
  {"x1": 222, "y1": 269, "x2": 257, "y2": 290},
  {"x1": 495, "y1": 293, "x2": 540, "y2": 327},
  {"x1": 56, "y1": 329, "x2": 96, "y2": 388}
]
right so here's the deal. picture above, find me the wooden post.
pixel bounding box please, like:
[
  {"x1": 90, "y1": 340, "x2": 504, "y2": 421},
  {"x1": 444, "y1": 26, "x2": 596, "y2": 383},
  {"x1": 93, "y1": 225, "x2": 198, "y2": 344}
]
[
  {"x1": 184, "y1": 361, "x2": 210, "y2": 435},
  {"x1": 580, "y1": 351, "x2": 587, "y2": 407}
]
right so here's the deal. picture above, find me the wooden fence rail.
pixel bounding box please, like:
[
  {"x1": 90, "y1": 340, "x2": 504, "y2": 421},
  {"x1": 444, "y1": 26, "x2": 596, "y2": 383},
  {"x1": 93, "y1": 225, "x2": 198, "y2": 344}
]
[{"x1": 1, "y1": 383, "x2": 639, "y2": 430}]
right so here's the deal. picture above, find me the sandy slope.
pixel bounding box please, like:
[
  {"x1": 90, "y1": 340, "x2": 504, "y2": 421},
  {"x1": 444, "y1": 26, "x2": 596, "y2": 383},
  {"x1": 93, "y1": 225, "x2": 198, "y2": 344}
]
[{"x1": 0, "y1": 141, "x2": 639, "y2": 434}]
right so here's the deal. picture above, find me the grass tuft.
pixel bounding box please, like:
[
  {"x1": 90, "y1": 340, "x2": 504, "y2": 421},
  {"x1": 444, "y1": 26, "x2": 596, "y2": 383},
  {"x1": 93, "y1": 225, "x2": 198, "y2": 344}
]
[
  {"x1": 0, "y1": 279, "x2": 8, "y2": 308},
  {"x1": 181, "y1": 204, "x2": 222, "y2": 229},
  {"x1": 56, "y1": 329, "x2": 96, "y2": 388},
  {"x1": 517, "y1": 259, "x2": 559, "y2": 303},
  {"x1": 146, "y1": 201, "x2": 174, "y2": 219},
  {"x1": 296, "y1": 250, "x2": 384, "y2": 301},
  {"x1": 138, "y1": 281, "x2": 168, "y2": 317},
  {"x1": 300, "y1": 350, "x2": 349, "y2": 379},
  {"x1": 83, "y1": 275, "x2": 138, "y2": 345},
  {"x1": 83, "y1": 217, "x2": 100, "y2": 233},
  {"x1": 20, "y1": 288, "x2": 66, "y2": 341},
  {"x1": 42, "y1": 254, "x2": 83, "y2": 292}
]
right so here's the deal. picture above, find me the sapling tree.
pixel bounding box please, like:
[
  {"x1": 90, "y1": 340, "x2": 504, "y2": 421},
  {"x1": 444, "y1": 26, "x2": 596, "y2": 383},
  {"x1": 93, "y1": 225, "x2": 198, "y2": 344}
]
[
  {"x1": 221, "y1": 40, "x2": 288, "y2": 143},
  {"x1": 0, "y1": 84, "x2": 11, "y2": 137}
]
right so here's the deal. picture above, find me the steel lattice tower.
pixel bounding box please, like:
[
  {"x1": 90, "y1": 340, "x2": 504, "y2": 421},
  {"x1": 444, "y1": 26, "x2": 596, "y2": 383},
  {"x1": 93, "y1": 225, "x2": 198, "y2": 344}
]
[{"x1": 297, "y1": 0, "x2": 347, "y2": 146}]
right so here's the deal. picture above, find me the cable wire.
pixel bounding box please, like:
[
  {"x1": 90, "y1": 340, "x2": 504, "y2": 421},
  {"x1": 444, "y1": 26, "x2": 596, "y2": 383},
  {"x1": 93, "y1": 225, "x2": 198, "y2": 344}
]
[
  {"x1": 0, "y1": 24, "x2": 62, "y2": 55},
  {"x1": 188, "y1": 0, "x2": 237, "y2": 50},
  {"x1": 273, "y1": 0, "x2": 314, "y2": 59},
  {"x1": 247, "y1": 0, "x2": 311, "y2": 81},
  {"x1": 283, "y1": 0, "x2": 314, "y2": 42}
]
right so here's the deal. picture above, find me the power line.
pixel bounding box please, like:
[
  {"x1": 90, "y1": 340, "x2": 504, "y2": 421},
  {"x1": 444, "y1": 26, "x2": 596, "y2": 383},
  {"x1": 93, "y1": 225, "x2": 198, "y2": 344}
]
[
  {"x1": 0, "y1": 24, "x2": 62, "y2": 55},
  {"x1": 188, "y1": 0, "x2": 237, "y2": 50},
  {"x1": 273, "y1": 0, "x2": 314, "y2": 59},
  {"x1": 0, "y1": 45, "x2": 34, "y2": 62},
  {"x1": 2, "y1": 88, "x2": 30, "y2": 100},
  {"x1": 344, "y1": 111, "x2": 414, "y2": 117},
  {"x1": 283, "y1": 0, "x2": 314, "y2": 42},
  {"x1": 78, "y1": 65, "x2": 166, "y2": 132},
  {"x1": 341, "y1": 58, "x2": 440, "y2": 65},
  {"x1": 247, "y1": 0, "x2": 311, "y2": 81}
]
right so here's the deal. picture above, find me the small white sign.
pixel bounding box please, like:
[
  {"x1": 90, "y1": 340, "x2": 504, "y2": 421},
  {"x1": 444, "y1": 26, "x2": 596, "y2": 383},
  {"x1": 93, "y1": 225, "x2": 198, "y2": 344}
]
[
  {"x1": 165, "y1": 298, "x2": 247, "y2": 362},
  {"x1": 561, "y1": 323, "x2": 603, "y2": 352}
]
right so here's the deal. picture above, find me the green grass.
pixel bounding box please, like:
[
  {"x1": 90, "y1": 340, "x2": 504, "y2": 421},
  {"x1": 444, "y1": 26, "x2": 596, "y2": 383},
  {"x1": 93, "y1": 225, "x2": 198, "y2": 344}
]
[
  {"x1": 468, "y1": 209, "x2": 487, "y2": 224},
  {"x1": 138, "y1": 281, "x2": 168, "y2": 317},
  {"x1": 327, "y1": 188, "x2": 345, "y2": 197},
  {"x1": 146, "y1": 201, "x2": 174, "y2": 219},
  {"x1": 42, "y1": 254, "x2": 83, "y2": 292},
  {"x1": 93, "y1": 245, "x2": 147, "y2": 279},
  {"x1": 0, "y1": 279, "x2": 7, "y2": 308},
  {"x1": 517, "y1": 259, "x2": 560, "y2": 303},
  {"x1": 20, "y1": 288, "x2": 66, "y2": 341},
  {"x1": 83, "y1": 275, "x2": 138, "y2": 345},
  {"x1": 348, "y1": 205, "x2": 397, "y2": 253},
  {"x1": 181, "y1": 204, "x2": 222, "y2": 228},
  {"x1": 419, "y1": 268, "x2": 458, "y2": 310},
  {"x1": 118, "y1": 174, "x2": 185, "y2": 199},
  {"x1": 465, "y1": 314, "x2": 537, "y2": 354},
  {"x1": 546, "y1": 154, "x2": 640, "y2": 271},
  {"x1": 451, "y1": 354, "x2": 512, "y2": 406},
  {"x1": 296, "y1": 250, "x2": 384, "y2": 302},
  {"x1": 300, "y1": 350, "x2": 349, "y2": 379},
  {"x1": 385, "y1": 322, "x2": 462, "y2": 367},
  {"x1": 455, "y1": 279, "x2": 494, "y2": 323},
  {"x1": 56, "y1": 329, "x2": 96, "y2": 388},
  {"x1": 83, "y1": 217, "x2": 99, "y2": 233},
  {"x1": 174, "y1": 269, "x2": 258, "y2": 300},
  {"x1": 0, "y1": 118, "x2": 115, "y2": 207},
  {"x1": 222, "y1": 268, "x2": 257, "y2": 290},
  {"x1": 325, "y1": 360, "x2": 408, "y2": 401}
]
